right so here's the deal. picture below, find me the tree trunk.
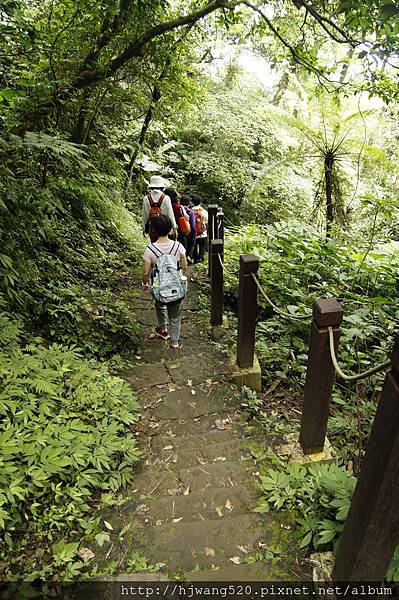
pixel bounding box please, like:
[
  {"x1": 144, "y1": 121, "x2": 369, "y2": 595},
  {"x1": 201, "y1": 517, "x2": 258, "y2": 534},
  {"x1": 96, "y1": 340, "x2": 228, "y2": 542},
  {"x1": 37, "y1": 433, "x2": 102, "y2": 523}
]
[
  {"x1": 339, "y1": 48, "x2": 354, "y2": 84},
  {"x1": 272, "y1": 72, "x2": 289, "y2": 105},
  {"x1": 324, "y1": 152, "x2": 334, "y2": 236},
  {"x1": 126, "y1": 85, "x2": 161, "y2": 181}
]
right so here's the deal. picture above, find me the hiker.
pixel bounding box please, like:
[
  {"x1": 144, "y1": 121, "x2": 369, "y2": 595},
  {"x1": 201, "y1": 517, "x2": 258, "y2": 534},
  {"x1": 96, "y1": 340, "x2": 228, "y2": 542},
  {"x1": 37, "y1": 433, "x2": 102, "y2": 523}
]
[
  {"x1": 192, "y1": 196, "x2": 208, "y2": 263},
  {"x1": 166, "y1": 187, "x2": 191, "y2": 251},
  {"x1": 180, "y1": 195, "x2": 196, "y2": 264},
  {"x1": 142, "y1": 176, "x2": 177, "y2": 242},
  {"x1": 142, "y1": 215, "x2": 188, "y2": 349}
]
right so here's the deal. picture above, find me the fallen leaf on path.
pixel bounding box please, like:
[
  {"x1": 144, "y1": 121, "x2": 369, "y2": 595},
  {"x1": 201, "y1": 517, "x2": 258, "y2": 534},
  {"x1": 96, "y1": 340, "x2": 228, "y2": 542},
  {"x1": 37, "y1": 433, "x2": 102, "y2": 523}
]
[
  {"x1": 205, "y1": 548, "x2": 215, "y2": 557},
  {"x1": 183, "y1": 486, "x2": 190, "y2": 496},
  {"x1": 172, "y1": 517, "x2": 183, "y2": 523},
  {"x1": 225, "y1": 499, "x2": 233, "y2": 511},
  {"x1": 78, "y1": 547, "x2": 95, "y2": 561},
  {"x1": 229, "y1": 556, "x2": 241, "y2": 565}
]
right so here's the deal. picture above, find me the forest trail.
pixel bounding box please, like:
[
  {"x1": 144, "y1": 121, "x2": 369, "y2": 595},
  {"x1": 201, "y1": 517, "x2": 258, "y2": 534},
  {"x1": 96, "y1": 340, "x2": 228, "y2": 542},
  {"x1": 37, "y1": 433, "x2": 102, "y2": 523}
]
[{"x1": 104, "y1": 269, "x2": 304, "y2": 581}]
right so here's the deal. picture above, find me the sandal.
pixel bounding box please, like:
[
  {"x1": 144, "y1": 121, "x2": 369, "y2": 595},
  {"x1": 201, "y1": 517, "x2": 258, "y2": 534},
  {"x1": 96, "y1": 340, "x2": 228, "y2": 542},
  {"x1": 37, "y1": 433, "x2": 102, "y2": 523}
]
[
  {"x1": 149, "y1": 327, "x2": 170, "y2": 340},
  {"x1": 169, "y1": 340, "x2": 182, "y2": 349},
  {"x1": 155, "y1": 327, "x2": 170, "y2": 340}
]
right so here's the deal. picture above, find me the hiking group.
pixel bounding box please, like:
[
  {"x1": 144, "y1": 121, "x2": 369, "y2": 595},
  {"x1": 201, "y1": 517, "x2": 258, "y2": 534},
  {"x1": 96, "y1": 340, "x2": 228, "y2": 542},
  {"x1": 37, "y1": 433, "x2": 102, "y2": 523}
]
[{"x1": 141, "y1": 175, "x2": 209, "y2": 349}]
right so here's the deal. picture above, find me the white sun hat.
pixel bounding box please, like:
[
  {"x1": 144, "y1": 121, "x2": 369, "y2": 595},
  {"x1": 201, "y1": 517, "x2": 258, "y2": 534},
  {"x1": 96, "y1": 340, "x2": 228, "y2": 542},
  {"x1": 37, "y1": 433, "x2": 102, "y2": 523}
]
[{"x1": 148, "y1": 175, "x2": 166, "y2": 189}]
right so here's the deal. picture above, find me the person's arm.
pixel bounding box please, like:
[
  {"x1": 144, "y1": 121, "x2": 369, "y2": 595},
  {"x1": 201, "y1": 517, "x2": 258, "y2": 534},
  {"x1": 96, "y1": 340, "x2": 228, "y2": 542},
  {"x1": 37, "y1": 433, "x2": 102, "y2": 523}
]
[
  {"x1": 180, "y1": 254, "x2": 188, "y2": 276},
  {"x1": 142, "y1": 260, "x2": 152, "y2": 286},
  {"x1": 142, "y1": 196, "x2": 149, "y2": 232}
]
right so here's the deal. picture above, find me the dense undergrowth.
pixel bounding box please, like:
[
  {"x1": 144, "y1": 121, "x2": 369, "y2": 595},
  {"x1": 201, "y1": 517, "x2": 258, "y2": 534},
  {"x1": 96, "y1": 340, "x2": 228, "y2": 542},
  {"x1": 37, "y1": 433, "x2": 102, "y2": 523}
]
[
  {"x1": 224, "y1": 220, "x2": 398, "y2": 470},
  {"x1": 0, "y1": 138, "x2": 146, "y2": 579},
  {"x1": 0, "y1": 304, "x2": 141, "y2": 580},
  {"x1": 231, "y1": 221, "x2": 399, "y2": 580}
]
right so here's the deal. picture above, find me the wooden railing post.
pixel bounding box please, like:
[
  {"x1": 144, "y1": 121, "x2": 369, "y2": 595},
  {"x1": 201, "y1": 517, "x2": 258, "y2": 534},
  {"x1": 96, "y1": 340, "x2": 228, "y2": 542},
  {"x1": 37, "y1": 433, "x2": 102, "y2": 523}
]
[
  {"x1": 237, "y1": 254, "x2": 259, "y2": 369},
  {"x1": 333, "y1": 333, "x2": 399, "y2": 581},
  {"x1": 211, "y1": 240, "x2": 223, "y2": 327},
  {"x1": 207, "y1": 204, "x2": 218, "y2": 277},
  {"x1": 216, "y1": 208, "x2": 224, "y2": 245},
  {"x1": 299, "y1": 299, "x2": 343, "y2": 454}
]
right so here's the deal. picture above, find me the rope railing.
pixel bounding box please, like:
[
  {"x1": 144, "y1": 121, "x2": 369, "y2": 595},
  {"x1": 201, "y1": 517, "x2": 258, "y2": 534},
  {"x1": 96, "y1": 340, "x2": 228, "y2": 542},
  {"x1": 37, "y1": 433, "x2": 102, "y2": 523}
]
[
  {"x1": 327, "y1": 326, "x2": 391, "y2": 382},
  {"x1": 251, "y1": 272, "x2": 312, "y2": 321},
  {"x1": 217, "y1": 253, "x2": 238, "y2": 276}
]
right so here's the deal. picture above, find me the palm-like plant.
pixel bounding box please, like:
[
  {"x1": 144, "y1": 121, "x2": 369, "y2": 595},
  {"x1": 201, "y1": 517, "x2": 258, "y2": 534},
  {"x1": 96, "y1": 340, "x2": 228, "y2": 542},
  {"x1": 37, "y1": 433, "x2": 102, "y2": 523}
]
[{"x1": 290, "y1": 99, "x2": 371, "y2": 235}]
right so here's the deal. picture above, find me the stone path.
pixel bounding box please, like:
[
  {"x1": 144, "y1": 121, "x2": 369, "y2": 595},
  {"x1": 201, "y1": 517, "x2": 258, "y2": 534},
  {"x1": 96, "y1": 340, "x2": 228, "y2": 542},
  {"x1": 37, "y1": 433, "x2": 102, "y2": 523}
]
[{"x1": 103, "y1": 271, "x2": 305, "y2": 581}]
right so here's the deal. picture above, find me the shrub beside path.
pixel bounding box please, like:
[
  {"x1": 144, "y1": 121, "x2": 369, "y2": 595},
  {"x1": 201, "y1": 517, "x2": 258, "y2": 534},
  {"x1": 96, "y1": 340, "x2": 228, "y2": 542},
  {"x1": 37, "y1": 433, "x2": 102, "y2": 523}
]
[{"x1": 102, "y1": 271, "x2": 306, "y2": 581}]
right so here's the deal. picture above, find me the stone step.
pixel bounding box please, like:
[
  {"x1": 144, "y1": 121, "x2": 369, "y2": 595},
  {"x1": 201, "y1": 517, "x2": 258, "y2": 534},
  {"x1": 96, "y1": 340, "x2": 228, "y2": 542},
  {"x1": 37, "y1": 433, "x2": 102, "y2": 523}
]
[
  {"x1": 152, "y1": 383, "x2": 242, "y2": 421},
  {"x1": 124, "y1": 362, "x2": 170, "y2": 391},
  {"x1": 150, "y1": 425, "x2": 252, "y2": 453},
  {"x1": 146, "y1": 483, "x2": 259, "y2": 525},
  {"x1": 123, "y1": 456, "x2": 257, "y2": 503},
  {"x1": 165, "y1": 355, "x2": 230, "y2": 386},
  {"x1": 148, "y1": 440, "x2": 251, "y2": 472},
  {"x1": 135, "y1": 513, "x2": 282, "y2": 573},
  {"x1": 178, "y1": 460, "x2": 256, "y2": 492},
  {"x1": 149, "y1": 412, "x2": 243, "y2": 438},
  {"x1": 129, "y1": 342, "x2": 224, "y2": 365}
]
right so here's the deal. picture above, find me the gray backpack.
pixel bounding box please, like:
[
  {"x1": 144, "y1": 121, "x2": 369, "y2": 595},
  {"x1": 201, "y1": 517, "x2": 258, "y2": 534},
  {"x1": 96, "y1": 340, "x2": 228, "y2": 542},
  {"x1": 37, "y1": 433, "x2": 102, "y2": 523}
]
[{"x1": 148, "y1": 242, "x2": 187, "y2": 303}]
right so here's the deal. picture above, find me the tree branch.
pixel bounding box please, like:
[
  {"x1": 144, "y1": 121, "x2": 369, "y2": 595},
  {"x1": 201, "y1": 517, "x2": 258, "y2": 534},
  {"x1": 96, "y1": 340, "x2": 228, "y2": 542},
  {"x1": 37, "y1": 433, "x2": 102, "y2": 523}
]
[
  {"x1": 73, "y1": 0, "x2": 239, "y2": 89},
  {"x1": 242, "y1": 1, "x2": 331, "y2": 82},
  {"x1": 77, "y1": 0, "x2": 133, "y2": 77},
  {"x1": 293, "y1": 0, "x2": 358, "y2": 46}
]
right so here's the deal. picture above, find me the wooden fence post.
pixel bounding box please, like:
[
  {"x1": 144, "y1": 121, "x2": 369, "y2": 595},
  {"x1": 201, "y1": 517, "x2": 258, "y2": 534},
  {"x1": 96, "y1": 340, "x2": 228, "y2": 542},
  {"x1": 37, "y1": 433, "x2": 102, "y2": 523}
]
[
  {"x1": 237, "y1": 254, "x2": 259, "y2": 369},
  {"x1": 332, "y1": 333, "x2": 399, "y2": 581},
  {"x1": 207, "y1": 204, "x2": 218, "y2": 277},
  {"x1": 216, "y1": 208, "x2": 224, "y2": 245},
  {"x1": 211, "y1": 240, "x2": 224, "y2": 327},
  {"x1": 299, "y1": 299, "x2": 343, "y2": 454}
]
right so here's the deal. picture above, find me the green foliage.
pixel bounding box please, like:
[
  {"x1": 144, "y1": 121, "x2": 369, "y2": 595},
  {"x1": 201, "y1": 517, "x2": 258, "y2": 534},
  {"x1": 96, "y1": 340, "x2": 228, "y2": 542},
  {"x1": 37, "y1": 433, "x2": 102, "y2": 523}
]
[
  {"x1": 255, "y1": 455, "x2": 356, "y2": 551},
  {"x1": 224, "y1": 221, "x2": 398, "y2": 467},
  {"x1": 241, "y1": 387, "x2": 296, "y2": 436},
  {"x1": 0, "y1": 305, "x2": 141, "y2": 578},
  {"x1": 127, "y1": 552, "x2": 165, "y2": 573}
]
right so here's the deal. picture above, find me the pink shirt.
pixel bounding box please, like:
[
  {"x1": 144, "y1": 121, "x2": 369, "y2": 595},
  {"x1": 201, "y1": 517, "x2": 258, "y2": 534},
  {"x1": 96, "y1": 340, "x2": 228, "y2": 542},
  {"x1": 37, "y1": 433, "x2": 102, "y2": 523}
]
[{"x1": 143, "y1": 240, "x2": 186, "y2": 266}]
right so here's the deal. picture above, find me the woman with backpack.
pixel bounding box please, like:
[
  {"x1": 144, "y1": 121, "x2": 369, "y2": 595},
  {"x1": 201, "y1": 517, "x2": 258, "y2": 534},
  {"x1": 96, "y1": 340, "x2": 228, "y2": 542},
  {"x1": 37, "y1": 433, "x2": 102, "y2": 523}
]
[
  {"x1": 165, "y1": 187, "x2": 190, "y2": 251},
  {"x1": 142, "y1": 215, "x2": 187, "y2": 349},
  {"x1": 142, "y1": 176, "x2": 177, "y2": 242},
  {"x1": 191, "y1": 196, "x2": 208, "y2": 263},
  {"x1": 180, "y1": 195, "x2": 196, "y2": 264}
]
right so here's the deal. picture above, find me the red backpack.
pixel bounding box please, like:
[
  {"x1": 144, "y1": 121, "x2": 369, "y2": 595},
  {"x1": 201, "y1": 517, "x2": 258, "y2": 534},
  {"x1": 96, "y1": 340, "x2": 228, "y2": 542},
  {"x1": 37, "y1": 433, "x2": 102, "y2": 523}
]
[
  {"x1": 194, "y1": 208, "x2": 206, "y2": 235},
  {"x1": 147, "y1": 193, "x2": 165, "y2": 224}
]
